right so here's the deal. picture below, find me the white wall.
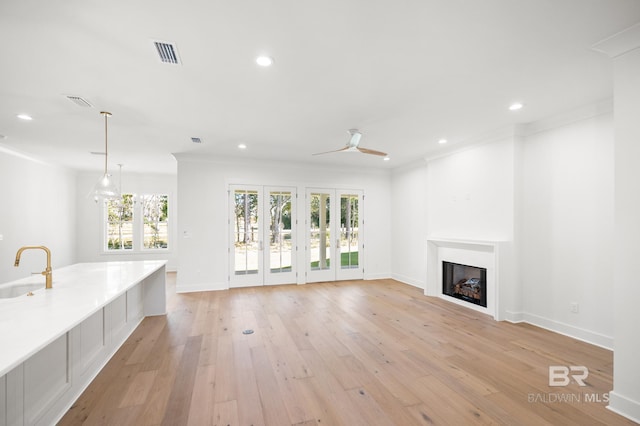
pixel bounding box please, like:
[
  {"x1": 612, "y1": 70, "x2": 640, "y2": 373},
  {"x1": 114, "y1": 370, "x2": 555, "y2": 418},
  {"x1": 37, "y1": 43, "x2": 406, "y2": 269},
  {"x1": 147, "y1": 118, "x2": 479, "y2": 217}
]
[
  {"x1": 609, "y1": 36, "x2": 640, "y2": 422},
  {"x1": 75, "y1": 171, "x2": 178, "y2": 271},
  {"x1": 175, "y1": 155, "x2": 392, "y2": 292},
  {"x1": 390, "y1": 162, "x2": 428, "y2": 288},
  {"x1": 0, "y1": 148, "x2": 77, "y2": 283},
  {"x1": 520, "y1": 111, "x2": 615, "y2": 348},
  {"x1": 390, "y1": 137, "x2": 517, "y2": 302},
  {"x1": 389, "y1": 109, "x2": 615, "y2": 348},
  {"x1": 425, "y1": 137, "x2": 515, "y2": 241}
]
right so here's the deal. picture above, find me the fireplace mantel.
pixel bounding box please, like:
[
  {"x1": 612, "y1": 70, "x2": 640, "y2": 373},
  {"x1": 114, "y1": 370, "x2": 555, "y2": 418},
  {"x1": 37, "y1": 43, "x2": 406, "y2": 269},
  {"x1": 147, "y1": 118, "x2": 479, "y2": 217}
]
[
  {"x1": 426, "y1": 237, "x2": 514, "y2": 320},
  {"x1": 426, "y1": 237, "x2": 501, "y2": 250}
]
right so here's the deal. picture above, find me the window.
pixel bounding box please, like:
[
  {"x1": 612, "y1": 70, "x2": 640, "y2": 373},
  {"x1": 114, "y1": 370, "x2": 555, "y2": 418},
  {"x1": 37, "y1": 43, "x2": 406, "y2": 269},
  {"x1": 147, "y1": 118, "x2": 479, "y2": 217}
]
[
  {"x1": 104, "y1": 193, "x2": 169, "y2": 251},
  {"x1": 106, "y1": 194, "x2": 134, "y2": 250},
  {"x1": 141, "y1": 194, "x2": 169, "y2": 249}
]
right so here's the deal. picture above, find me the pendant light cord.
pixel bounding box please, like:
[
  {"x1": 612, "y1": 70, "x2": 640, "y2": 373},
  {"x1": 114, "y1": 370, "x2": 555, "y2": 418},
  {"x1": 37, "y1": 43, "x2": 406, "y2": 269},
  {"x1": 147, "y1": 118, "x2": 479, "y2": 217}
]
[
  {"x1": 104, "y1": 113, "x2": 108, "y2": 174},
  {"x1": 101, "y1": 111, "x2": 112, "y2": 175}
]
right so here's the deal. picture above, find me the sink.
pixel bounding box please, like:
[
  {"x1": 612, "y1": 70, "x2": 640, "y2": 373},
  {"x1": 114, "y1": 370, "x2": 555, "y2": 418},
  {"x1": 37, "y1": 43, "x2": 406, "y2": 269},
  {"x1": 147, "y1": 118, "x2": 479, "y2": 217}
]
[{"x1": 0, "y1": 282, "x2": 44, "y2": 299}]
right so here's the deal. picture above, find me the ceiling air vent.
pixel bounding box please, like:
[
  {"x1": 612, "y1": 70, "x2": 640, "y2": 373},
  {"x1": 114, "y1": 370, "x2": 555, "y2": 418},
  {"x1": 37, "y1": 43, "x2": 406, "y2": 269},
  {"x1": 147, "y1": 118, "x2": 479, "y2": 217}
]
[
  {"x1": 191, "y1": 137, "x2": 202, "y2": 144},
  {"x1": 153, "y1": 40, "x2": 181, "y2": 65},
  {"x1": 65, "y1": 95, "x2": 93, "y2": 108}
]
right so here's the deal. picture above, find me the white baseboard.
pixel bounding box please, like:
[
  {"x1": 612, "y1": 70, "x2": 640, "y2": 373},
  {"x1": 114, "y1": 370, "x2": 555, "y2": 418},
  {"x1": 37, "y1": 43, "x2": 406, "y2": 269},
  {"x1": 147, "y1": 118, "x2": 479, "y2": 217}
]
[
  {"x1": 503, "y1": 310, "x2": 525, "y2": 323},
  {"x1": 608, "y1": 391, "x2": 640, "y2": 424},
  {"x1": 505, "y1": 311, "x2": 613, "y2": 350},
  {"x1": 364, "y1": 272, "x2": 392, "y2": 281},
  {"x1": 390, "y1": 273, "x2": 425, "y2": 289},
  {"x1": 176, "y1": 282, "x2": 228, "y2": 293}
]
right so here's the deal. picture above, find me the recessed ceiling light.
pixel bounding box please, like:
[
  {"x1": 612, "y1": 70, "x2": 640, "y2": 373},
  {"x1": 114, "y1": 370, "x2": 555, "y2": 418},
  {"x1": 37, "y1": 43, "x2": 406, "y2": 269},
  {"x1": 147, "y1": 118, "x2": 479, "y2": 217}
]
[
  {"x1": 383, "y1": 156, "x2": 391, "y2": 161},
  {"x1": 238, "y1": 143, "x2": 247, "y2": 149},
  {"x1": 256, "y1": 55, "x2": 274, "y2": 67},
  {"x1": 509, "y1": 102, "x2": 524, "y2": 111},
  {"x1": 438, "y1": 139, "x2": 448, "y2": 144},
  {"x1": 17, "y1": 114, "x2": 33, "y2": 120}
]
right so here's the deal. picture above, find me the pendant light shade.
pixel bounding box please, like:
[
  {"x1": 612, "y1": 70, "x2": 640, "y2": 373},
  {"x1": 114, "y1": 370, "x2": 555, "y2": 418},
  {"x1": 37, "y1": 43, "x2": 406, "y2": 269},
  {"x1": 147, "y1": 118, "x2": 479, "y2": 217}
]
[{"x1": 90, "y1": 111, "x2": 120, "y2": 202}]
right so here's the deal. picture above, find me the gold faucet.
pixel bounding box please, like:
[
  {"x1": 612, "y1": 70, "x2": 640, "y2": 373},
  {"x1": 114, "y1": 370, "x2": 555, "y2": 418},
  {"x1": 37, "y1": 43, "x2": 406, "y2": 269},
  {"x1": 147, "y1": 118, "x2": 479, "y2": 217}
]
[{"x1": 14, "y1": 245, "x2": 53, "y2": 289}]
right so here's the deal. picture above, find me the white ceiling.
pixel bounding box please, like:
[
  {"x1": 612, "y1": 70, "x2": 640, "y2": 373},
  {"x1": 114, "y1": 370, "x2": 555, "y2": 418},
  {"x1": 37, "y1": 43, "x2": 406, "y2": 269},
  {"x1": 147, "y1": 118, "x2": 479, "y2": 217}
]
[{"x1": 1, "y1": 0, "x2": 639, "y2": 175}]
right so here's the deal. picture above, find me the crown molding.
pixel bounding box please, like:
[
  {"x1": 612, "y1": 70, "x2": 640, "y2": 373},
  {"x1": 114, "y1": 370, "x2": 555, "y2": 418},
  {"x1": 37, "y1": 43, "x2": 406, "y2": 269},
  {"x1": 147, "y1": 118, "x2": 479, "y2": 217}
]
[
  {"x1": 422, "y1": 126, "x2": 517, "y2": 164},
  {"x1": 520, "y1": 98, "x2": 613, "y2": 137},
  {"x1": 172, "y1": 152, "x2": 391, "y2": 177},
  {"x1": 0, "y1": 143, "x2": 73, "y2": 173},
  {"x1": 592, "y1": 22, "x2": 640, "y2": 58}
]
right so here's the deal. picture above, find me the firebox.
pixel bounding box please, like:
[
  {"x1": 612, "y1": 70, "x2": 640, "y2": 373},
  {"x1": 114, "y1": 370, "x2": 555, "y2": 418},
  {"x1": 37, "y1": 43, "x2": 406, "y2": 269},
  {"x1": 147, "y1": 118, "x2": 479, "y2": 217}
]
[{"x1": 442, "y1": 261, "x2": 487, "y2": 308}]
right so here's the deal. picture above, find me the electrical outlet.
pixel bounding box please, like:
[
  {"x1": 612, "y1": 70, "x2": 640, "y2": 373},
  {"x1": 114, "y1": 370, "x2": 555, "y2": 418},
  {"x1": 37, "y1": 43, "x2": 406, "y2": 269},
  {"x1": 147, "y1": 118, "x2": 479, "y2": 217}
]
[{"x1": 570, "y1": 302, "x2": 579, "y2": 313}]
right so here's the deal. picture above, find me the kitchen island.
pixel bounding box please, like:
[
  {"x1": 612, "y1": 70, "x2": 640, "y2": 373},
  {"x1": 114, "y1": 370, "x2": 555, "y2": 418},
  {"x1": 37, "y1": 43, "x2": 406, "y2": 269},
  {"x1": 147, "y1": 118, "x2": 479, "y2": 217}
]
[{"x1": 0, "y1": 260, "x2": 167, "y2": 426}]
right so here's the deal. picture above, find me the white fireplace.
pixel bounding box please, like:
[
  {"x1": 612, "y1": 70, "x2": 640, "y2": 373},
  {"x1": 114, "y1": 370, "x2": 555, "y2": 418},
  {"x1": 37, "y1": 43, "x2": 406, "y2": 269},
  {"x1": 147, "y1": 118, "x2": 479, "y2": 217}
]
[{"x1": 426, "y1": 237, "x2": 511, "y2": 320}]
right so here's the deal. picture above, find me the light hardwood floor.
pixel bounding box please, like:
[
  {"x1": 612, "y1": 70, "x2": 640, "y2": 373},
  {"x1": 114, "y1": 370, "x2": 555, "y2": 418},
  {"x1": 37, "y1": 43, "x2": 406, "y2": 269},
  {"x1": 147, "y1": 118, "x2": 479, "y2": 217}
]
[{"x1": 59, "y1": 273, "x2": 634, "y2": 425}]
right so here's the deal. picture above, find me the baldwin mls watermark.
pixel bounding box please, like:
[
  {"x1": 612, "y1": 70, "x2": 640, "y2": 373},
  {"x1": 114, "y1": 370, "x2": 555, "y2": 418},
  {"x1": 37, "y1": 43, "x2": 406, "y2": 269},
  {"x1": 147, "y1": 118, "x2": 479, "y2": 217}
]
[
  {"x1": 548, "y1": 365, "x2": 588, "y2": 387},
  {"x1": 527, "y1": 366, "x2": 609, "y2": 404}
]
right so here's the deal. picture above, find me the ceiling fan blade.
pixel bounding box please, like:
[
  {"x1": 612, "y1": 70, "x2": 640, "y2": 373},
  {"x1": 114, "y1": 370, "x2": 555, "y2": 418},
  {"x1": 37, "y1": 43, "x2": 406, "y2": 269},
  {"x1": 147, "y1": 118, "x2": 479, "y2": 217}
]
[
  {"x1": 312, "y1": 146, "x2": 350, "y2": 156},
  {"x1": 357, "y1": 146, "x2": 387, "y2": 156}
]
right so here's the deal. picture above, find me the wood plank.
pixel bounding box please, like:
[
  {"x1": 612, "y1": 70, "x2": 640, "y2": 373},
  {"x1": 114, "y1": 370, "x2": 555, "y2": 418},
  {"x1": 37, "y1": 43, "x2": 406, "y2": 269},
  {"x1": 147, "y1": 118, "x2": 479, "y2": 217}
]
[
  {"x1": 185, "y1": 364, "x2": 216, "y2": 425},
  {"x1": 212, "y1": 399, "x2": 240, "y2": 426},
  {"x1": 75, "y1": 362, "x2": 144, "y2": 424},
  {"x1": 232, "y1": 338, "x2": 266, "y2": 426},
  {"x1": 161, "y1": 335, "x2": 202, "y2": 426},
  {"x1": 250, "y1": 345, "x2": 292, "y2": 425},
  {"x1": 125, "y1": 315, "x2": 167, "y2": 366},
  {"x1": 297, "y1": 349, "x2": 372, "y2": 426},
  {"x1": 263, "y1": 312, "x2": 313, "y2": 379},
  {"x1": 213, "y1": 332, "x2": 237, "y2": 403},
  {"x1": 119, "y1": 370, "x2": 158, "y2": 407},
  {"x1": 407, "y1": 375, "x2": 496, "y2": 425},
  {"x1": 138, "y1": 343, "x2": 185, "y2": 425}
]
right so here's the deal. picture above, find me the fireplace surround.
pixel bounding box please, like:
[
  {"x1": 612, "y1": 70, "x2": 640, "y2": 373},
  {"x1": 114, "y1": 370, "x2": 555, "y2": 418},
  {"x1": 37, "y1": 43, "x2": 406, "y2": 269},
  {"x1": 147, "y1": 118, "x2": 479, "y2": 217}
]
[{"x1": 426, "y1": 238, "x2": 508, "y2": 319}]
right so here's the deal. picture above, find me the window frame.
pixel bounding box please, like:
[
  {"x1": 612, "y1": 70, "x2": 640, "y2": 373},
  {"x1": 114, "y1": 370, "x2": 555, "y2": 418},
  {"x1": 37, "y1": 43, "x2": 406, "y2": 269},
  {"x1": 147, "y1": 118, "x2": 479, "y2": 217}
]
[
  {"x1": 140, "y1": 193, "x2": 170, "y2": 251},
  {"x1": 104, "y1": 194, "x2": 135, "y2": 251},
  {"x1": 102, "y1": 192, "x2": 171, "y2": 254}
]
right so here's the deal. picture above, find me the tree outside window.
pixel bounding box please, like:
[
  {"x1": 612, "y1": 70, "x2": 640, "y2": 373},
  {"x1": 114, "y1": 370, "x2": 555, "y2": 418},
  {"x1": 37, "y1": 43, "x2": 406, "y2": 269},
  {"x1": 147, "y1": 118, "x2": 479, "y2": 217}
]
[
  {"x1": 142, "y1": 194, "x2": 169, "y2": 249},
  {"x1": 106, "y1": 194, "x2": 134, "y2": 250},
  {"x1": 104, "y1": 193, "x2": 169, "y2": 251}
]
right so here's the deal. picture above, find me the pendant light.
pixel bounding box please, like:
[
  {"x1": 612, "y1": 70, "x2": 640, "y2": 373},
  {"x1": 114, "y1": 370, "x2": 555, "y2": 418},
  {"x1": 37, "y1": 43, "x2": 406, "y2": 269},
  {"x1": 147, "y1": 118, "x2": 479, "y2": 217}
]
[
  {"x1": 115, "y1": 163, "x2": 134, "y2": 205},
  {"x1": 90, "y1": 111, "x2": 120, "y2": 202}
]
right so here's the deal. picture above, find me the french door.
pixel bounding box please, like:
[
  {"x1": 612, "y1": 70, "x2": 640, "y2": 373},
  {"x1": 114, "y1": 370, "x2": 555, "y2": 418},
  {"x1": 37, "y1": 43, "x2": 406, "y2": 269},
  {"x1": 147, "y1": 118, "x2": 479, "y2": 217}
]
[
  {"x1": 306, "y1": 189, "x2": 363, "y2": 283},
  {"x1": 229, "y1": 185, "x2": 296, "y2": 287}
]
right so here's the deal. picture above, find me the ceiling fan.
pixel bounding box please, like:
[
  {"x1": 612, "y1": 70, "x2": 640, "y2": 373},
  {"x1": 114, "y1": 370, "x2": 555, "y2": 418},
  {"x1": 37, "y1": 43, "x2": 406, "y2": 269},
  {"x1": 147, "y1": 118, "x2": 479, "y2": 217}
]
[{"x1": 313, "y1": 129, "x2": 387, "y2": 157}]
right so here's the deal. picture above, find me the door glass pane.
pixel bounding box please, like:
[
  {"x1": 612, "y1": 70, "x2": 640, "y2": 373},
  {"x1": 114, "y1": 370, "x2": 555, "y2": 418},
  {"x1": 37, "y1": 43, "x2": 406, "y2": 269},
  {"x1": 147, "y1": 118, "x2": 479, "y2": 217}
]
[
  {"x1": 310, "y1": 192, "x2": 331, "y2": 270},
  {"x1": 269, "y1": 191, "x2": 292, "y2": 273},
  {"x1": 234, "y1": 189, "x2": 259, "y2": 275},
  {"x1": 340, "y1": 194, "x2": 359, "y2": 269}
]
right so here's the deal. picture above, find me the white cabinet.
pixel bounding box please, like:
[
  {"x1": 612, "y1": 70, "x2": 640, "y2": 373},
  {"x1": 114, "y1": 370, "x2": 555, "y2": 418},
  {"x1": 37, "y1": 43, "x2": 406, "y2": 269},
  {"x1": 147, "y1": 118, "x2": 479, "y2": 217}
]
[{"x1": 0, "y1": 262, "x2": 165, "y2": 426}]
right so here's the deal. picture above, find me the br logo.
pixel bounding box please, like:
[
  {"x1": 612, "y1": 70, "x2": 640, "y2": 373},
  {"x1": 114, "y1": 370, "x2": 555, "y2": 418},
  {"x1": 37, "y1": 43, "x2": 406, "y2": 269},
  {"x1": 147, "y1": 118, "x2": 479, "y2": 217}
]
[{"x1": 548, "y1": 366, "x2": 589, "y2": 386}]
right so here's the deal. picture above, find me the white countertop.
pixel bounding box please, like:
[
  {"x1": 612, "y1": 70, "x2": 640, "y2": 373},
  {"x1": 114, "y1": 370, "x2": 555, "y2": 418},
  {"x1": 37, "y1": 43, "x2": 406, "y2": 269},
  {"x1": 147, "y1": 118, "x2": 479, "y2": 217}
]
[{"x1": 0, "y1": 260, "x2": 167, "y2": 377}]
